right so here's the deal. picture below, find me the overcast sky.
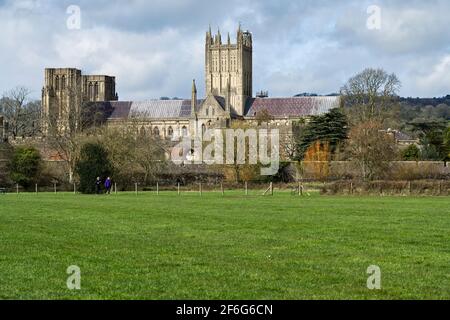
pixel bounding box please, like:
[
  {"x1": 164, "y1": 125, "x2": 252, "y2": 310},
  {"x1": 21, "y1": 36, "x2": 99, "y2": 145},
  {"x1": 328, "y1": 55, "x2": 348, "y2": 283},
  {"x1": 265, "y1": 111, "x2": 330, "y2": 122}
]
[{"x1": 1, "y1": 0, "x2": 450, "y2": 101}]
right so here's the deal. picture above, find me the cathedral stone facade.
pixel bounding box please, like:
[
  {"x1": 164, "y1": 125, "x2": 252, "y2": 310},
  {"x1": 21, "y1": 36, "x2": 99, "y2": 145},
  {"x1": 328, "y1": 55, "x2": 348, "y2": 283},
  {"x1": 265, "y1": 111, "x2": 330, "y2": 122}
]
[
  {"x1": 41, "y1": 68, "x2": 118, "y2": 133},
  {"x1": 42, "y1": 26, "x2": 340, "y2": 140}
]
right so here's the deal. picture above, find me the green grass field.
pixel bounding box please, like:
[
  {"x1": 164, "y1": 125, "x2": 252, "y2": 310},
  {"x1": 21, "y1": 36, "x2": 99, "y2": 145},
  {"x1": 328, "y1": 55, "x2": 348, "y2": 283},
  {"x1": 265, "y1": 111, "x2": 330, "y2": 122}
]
[{"x1": 0, "y1": 191, "x2": 449, "y2": 300}]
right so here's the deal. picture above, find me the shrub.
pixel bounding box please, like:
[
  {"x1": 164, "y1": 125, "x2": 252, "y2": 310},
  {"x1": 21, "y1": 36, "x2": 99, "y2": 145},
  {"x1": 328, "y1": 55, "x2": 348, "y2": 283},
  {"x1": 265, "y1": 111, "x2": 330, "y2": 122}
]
[
  {"x1": 9, "y1": 146, "x2": 41, "y2": 189},
  {"x1": 75, "y1": 143, "x2": 113, "y2": 194},
  {"x1": 401, "y1": 145, "x2": 420, "y2": 161}
]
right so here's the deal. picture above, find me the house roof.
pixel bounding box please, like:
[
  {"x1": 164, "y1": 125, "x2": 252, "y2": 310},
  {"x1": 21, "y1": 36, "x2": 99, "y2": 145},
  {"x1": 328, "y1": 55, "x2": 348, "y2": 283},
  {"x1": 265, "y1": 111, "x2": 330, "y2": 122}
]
[{"x1": 245, "y1": 96, "x2": 340, "y2": 118}]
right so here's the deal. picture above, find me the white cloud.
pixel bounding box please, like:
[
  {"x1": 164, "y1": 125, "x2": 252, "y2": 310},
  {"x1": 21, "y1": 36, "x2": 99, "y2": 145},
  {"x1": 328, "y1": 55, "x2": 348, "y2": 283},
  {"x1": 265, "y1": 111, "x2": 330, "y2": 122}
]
[{"x1": 416, "y1": 55, "x2": 450, "y2": 97}]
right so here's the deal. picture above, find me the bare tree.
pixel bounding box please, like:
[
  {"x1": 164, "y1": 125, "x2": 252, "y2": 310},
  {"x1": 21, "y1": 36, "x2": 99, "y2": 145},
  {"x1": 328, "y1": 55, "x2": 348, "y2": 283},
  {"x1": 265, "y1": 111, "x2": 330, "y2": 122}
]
[
  {"x1": 94, "y1": 116, "x2": 169, "y2": 186},
  {"x1": 341, "y1": 68, "x2": 401, "y2": 123},
  {"x1": 347, "y1": 120, "x2": 398, "y2": 181},
  {"x1": 44, "y1": 86, "x2": 85, "y2": 183},
  {"x1": 0, "y1": 87, "x2": 40, "y2": 138}
]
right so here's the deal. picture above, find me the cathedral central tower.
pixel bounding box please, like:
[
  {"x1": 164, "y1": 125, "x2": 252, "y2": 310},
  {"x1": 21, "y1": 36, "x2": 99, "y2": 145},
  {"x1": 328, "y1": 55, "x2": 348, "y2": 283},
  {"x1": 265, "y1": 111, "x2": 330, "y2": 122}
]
[{"x1": 205, "y1": 25, "x2": 253, "y2": 116}]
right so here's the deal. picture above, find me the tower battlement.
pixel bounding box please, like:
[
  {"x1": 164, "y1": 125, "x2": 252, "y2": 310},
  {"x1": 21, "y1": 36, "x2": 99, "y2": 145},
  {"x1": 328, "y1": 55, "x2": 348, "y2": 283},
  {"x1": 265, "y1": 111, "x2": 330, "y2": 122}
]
[{"x1": 205, "y1": 25, "x2": 253, "y2": 116}]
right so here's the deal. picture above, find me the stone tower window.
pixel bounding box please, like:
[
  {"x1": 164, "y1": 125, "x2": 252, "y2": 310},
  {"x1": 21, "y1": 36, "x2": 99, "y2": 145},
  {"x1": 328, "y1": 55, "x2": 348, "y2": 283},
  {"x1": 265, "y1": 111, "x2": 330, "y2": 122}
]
[
  {"x1": 89, "y1": 83, "x2": 93, "y2": 100},
  {"x1": 61, "y1": 76, "x2": 66, "y2": 90},
  {"x1": 94, "y1": 83, "x2": 99, "y2": 100},
  {"x1": 55, "y1": 76, "x2": 59, "y2": 90},
  {"x1": 168, "y1": 126, "x2": 174, "y2": 138},
  {"x1": 153, "y1": 127, "x2": 160, "y2": 137},
  {"x1": 182, "y1": 126, "x2": 188, "y2": 136}
]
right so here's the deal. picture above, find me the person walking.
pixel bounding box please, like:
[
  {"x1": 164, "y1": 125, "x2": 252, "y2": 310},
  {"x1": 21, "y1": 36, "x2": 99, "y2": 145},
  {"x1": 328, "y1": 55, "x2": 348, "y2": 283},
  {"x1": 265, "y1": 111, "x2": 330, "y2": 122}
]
[
  {"x1": 95, "y1": 177, "x2": 102, "y2": 195},
  {"x1": 104, "y1": 177, "x2": 112, "y2": 195}
]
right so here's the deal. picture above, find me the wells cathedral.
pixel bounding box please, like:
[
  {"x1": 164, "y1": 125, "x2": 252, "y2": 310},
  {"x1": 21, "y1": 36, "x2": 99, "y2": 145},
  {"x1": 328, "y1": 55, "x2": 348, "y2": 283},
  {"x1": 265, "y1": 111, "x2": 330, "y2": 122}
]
[{"x1": 41, "y1": 26, "x2": 340, "y2": 139}]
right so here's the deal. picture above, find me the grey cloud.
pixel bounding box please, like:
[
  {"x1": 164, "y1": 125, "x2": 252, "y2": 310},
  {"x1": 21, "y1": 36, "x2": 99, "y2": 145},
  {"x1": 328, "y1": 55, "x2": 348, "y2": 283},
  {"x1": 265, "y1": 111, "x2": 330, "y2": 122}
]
[{"x1": 0, "y1": 0, "x2": 449, "y2": 100}]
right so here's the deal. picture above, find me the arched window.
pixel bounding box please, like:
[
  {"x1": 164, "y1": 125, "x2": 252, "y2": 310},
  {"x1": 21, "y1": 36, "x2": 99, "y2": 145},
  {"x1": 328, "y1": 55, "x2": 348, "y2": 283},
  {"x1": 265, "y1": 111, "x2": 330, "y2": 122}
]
[
  {"x1": 168, "y1": 126, "x2": 174, "y2": 137},
  {"x1": 94, "y1": 82, "x2": 99, "y2": 100},
  {"x1": 182, "y1": 126, "x2": 188, "y2": 136},
  {"x1": 212, "y1": 108, "x2": 215, "y2": 117},
  {"x1": 55, "y1": 76, "x2": 60, "y2": 90},
  {"x1": 206, "y1": 108, "x2": 209, "y2": 116},
  {"x1": 153, "y1": 127, "x2": 160, "y2": 137},
  {"x1": 140, "y1": 126, "x2": 146, "y2": 136},
  {"x1": 88, "y1": 83, "x2": 93, "y2": 99},
  {"x1": 61, "y1": 76, "x2": 66, "y2": 90},
  {"x1": 202, "y1": 124, "x2": 206, "y2": 135}
]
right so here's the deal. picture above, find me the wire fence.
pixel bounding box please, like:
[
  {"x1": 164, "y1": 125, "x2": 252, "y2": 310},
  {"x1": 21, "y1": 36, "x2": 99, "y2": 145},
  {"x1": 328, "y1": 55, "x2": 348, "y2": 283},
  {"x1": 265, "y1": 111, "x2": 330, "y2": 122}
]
[{"x1": 1, "y1": 180, "x2": 449, "y2": 196}]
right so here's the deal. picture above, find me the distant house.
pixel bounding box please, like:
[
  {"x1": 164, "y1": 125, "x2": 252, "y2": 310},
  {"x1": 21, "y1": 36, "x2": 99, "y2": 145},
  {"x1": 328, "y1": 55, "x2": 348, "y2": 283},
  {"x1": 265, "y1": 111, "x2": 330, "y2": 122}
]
[{"x1": 382, "y1": 129, "x2": 419, "y2": 148}]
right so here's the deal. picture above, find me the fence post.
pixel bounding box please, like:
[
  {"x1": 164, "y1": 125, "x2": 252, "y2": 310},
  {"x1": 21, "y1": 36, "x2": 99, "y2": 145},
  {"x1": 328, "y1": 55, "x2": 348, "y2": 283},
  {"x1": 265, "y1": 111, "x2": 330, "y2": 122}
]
[
  {"x1": 115, "y1": 183, "x2": 117, "y2": 194},
  {"x1": 35, "y1": 184, "x2": 38, "y2": 195},
  {"x1": 245, "y1": 182, "x2": 248, "y2": 196},
  {"x1": 221, "y1": 183, "x2": 224, "y2": 196},
  {"x1": 135, "y1": 183, "x2": 138, "y2": 196},
  {"x1": 157, "y1": 182, "x2": 159, "y2": 196},
  {"x1": 408, "y1": 181, "x2": 412, "y2": 196},
  {"x1": 54, "y1": 183, "x2": 57, "y2": 194},
  {"x1": 271, "y1": 182, "x2": 273, "y2": 196},
  {"x1": 200, "y1": 183, "x2": 202, "y2": 196},
  {"x1": 350, "y1": 182, "x2": 354, "y2": 195},
  {"x1": 73, "y1": 183, "x2": 76, "y2": 194},
  {"x1": 178, "y1": 183, "x2": 180, "y2": 196},
  {"x1": 16, "y1": 184, "x2": 19, "y2": 194}
]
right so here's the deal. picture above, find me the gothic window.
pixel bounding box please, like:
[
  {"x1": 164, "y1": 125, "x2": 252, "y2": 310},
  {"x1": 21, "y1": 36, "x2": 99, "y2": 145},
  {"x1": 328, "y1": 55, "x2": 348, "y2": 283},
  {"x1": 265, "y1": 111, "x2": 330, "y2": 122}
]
[
  {"x1": 94, "y1": 83, "x2": 99, "y2": 100},
  {"x1": 182, "y1": 126, "x2": 188, "y2": 136},
  {"x1": 153, "y1": 127, "x2": 160, "y2": 137},
  {"x1": 55, "y1": 76, "x2": 59, "y2": 90},
  {"x1": 61, "y1": 76, "x2": 66, "y2": 90},
  {"x1": 168, "y1": 126, "x2": 174, "y2": 138},
  {"x1": 202, "y1": 124, "x2": 206, "y2": 135},
  {"x1": 89, "y1": 83, "x2": 93, "y2": 99},
  {"x1": 212, "y1": 108, "x2": 215, "y2": 117},
  {"x1": 140, "y1": 126, "x2": 146, "y2": 136},
  {"x1": 206, "y1": 108, "x2": 209, "y2": 116}
]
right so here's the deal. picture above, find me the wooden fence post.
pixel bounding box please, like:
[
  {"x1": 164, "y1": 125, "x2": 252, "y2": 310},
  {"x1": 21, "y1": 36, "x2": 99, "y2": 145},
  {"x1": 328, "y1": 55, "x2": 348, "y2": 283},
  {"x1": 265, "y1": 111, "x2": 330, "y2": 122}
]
[
  {"x1": 135, "y1": 183, "x2": 138, "y2": 196},
  {"x1": 245, "y1": 182, "x2": 248, "y2": 196},
  {"x1": 54, "y1": 183, "x2": 57, "y2": 194},
  {"x1": 178, "y1": 183, "x2": 180, "y2": 196},
  {"x1": 115, "y1": 183, "x2": 117, "y2": 194},
  {"x1": 221, "y1": 183, "x2": 224, "y2": 196},
  {"x1": 157, "y1": 182, "x2": 159, "y2": 196},
  {"x1": 73, "y1": 183, "x2": 76, "y2": 194}
]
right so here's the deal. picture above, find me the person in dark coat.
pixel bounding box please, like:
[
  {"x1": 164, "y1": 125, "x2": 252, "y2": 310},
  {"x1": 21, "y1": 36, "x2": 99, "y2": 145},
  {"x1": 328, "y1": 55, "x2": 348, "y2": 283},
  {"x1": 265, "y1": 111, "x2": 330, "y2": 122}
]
[
  {"x1": 104, "y1": 177, "x2": 112, "y2": 195},
  {"x1": 95, "y1": 177, "x2": 102, "y2": 194}
]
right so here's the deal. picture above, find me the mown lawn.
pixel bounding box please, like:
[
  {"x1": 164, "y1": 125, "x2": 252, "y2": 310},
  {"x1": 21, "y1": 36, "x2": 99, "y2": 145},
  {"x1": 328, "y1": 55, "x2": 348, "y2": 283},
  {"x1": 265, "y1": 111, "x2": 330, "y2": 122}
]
[{"x1": 0, "y1": 191, "x2": 449, "y2": 300}]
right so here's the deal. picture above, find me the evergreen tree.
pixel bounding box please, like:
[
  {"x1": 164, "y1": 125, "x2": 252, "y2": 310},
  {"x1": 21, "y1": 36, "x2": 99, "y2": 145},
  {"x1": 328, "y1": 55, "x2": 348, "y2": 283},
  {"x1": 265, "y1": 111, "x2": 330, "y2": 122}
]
[
  {"x1": 9, "y1": 146, "x2": 41, "y2": 189},
  {"x1": 296, "y1": 108, "x2": 348, "y2": 160},
  {"x1": 75, "y1": 143, "x2": 113, "y2": 194}
]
